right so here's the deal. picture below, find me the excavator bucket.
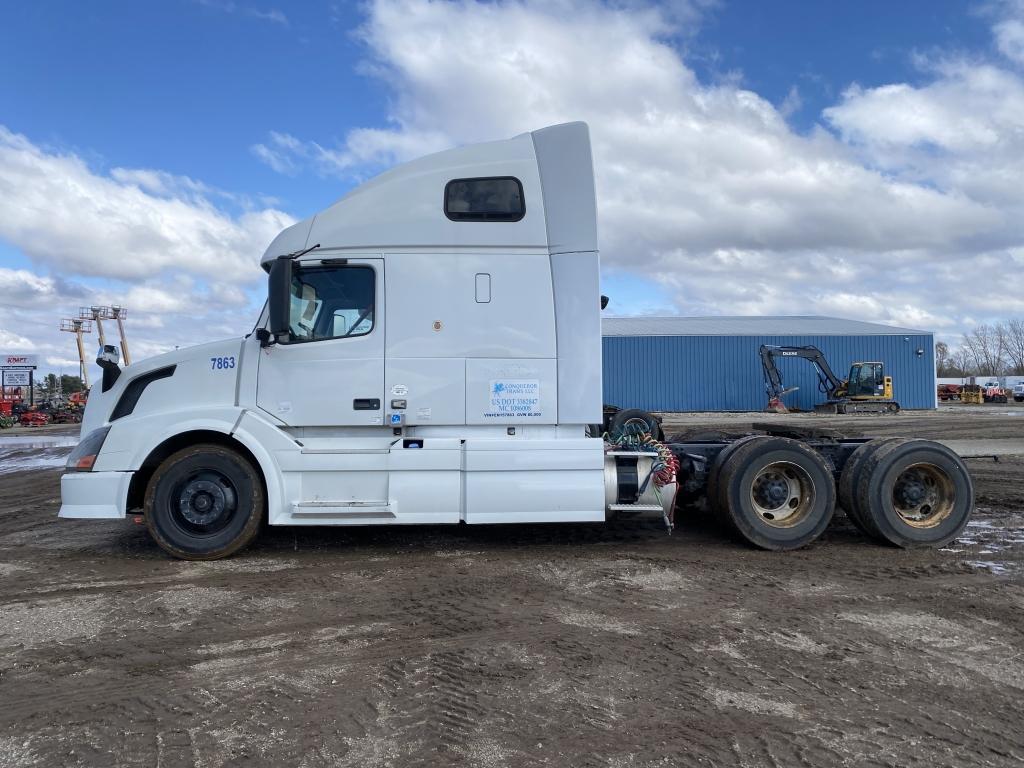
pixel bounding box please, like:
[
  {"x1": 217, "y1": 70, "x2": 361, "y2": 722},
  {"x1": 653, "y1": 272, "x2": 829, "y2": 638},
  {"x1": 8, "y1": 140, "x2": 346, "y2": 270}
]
[{"x1": 765, "y1": 397, "x2": 788, "y2": 414}]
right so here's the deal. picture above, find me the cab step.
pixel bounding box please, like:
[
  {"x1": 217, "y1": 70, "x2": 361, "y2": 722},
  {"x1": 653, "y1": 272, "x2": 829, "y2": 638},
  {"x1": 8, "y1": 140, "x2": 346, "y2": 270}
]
[{"x1": 291, "y1": 501, "x2": 394, "y2": 518}]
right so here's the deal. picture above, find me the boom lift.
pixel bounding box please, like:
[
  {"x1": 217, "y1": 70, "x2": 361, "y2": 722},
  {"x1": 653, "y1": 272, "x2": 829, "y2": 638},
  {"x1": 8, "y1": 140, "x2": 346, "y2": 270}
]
[
  {"x1": 59, "y1": 318, "x2": 93, "y2": 389},
  {"x1": 760, "y1": 345, "x2": 900, "y2": 414},
  {"x1": 58, "y1": 122, "x2": 970, "y2": 559}
]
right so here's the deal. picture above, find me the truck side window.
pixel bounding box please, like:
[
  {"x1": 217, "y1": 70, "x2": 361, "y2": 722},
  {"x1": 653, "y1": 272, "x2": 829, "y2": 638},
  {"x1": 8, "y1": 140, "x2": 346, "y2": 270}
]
[
  {"x1": 287, "y1": 265, "x2": 375, "y2": 342},
  {"x1": 444, "y1": 177, "x2": 524, "y2": 221}
]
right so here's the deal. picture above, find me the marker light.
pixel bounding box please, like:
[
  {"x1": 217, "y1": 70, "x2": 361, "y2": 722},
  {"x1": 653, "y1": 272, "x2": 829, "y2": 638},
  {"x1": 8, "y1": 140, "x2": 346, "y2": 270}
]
[{"x1": 66, "y1": 427, "x2": 111, "y2": 472}]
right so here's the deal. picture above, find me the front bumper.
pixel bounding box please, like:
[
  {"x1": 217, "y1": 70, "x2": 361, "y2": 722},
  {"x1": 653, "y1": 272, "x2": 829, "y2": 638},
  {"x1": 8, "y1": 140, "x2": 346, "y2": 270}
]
[{"x1": 59, "y1": 471, "x2": 132, "y2": 519}]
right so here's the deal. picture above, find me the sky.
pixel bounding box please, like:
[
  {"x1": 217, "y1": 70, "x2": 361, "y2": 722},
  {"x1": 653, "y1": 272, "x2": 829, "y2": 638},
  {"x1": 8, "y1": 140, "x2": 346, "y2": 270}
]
[{"x1": 1, "y1": 0, "x2": 1023, "y2": 379}]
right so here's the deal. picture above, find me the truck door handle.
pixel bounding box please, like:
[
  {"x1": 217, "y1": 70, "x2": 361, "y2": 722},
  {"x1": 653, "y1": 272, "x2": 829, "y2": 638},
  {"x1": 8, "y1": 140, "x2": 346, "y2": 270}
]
[{"x1": 353, "y1": 398, "x2": 381, "y2": 410}]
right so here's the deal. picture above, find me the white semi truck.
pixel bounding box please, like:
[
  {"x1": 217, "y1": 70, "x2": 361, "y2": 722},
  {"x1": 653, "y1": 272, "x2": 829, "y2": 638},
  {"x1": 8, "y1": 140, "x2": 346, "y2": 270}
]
[{"x1": 59, "y1": 122, "x2": 974, "y2": 559}]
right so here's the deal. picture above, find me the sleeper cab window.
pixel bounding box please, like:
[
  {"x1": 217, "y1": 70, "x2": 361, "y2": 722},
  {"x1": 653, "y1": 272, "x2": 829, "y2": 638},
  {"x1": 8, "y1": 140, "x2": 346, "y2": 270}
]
[
  {"x1": 444, "y1": 177, "x2": 525, "y2": 222},
  {"x1": 287, "y1": 265, "x2": 375, "y2": 343}
]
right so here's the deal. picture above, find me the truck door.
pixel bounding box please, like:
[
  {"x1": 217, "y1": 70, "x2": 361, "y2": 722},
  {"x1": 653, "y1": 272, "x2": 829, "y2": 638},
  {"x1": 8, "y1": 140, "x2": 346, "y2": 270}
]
[{"x1": 256, "y1": 258, "x2": 385, "y2": 426}]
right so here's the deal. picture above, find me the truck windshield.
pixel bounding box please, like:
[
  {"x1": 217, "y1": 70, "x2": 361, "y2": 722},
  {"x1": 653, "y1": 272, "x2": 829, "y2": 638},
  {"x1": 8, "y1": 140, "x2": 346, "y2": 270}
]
[{"x1": 287, "y1": 265, "x2": 375, "y2": 342}]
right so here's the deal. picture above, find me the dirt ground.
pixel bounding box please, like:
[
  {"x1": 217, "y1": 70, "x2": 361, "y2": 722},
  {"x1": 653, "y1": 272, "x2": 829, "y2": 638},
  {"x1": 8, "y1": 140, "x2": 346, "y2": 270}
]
[{"x1": 1, "y1": 408, "x2": 1023, "y2": 767}]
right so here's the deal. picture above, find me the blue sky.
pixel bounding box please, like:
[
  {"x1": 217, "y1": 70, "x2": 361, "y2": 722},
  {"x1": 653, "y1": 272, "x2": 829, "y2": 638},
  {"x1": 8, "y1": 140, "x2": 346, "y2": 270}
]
[
  {"x1": 2, "y1": 1, "x2": 993, "y2": 217},
  {"x1": 1, "y1": 0, "x2": 1023, "y2": 375}
]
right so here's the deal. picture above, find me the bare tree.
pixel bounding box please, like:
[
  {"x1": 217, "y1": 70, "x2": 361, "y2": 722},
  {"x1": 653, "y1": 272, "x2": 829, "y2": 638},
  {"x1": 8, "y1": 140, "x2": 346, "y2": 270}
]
[
  {"x1": 961, "y1": 324, "x2": 1005, "y2": 377},
  {"x1": 951, "y1": 346, "x2": 975, "y2": 377},
  {"x1": 998, "y1": 320, "x2": 1024, "y2": 375},
  {"x1": 935, "y1": 341, "x2": 951, "y2": 376}
]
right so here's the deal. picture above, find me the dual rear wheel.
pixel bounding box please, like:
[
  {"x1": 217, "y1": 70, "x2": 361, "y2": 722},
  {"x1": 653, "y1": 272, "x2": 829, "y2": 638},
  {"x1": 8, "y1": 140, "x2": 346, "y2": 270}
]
[
  {"x1": 709, "y1": 436, "x2": 835, "y2": 551},
  {"x1": 838, "y1": 438, "x2": 973, "y2": 548},
  {"x1": 710, "y1": 436, "x2": 974, "y2": 551}
]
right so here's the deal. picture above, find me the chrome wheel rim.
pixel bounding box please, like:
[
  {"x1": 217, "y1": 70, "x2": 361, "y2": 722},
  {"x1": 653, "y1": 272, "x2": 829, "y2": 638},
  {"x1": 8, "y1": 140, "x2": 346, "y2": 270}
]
[
  {"x1": 891, "y1": 462, "x2": 955, "y2": 528},
  {"x1": 750, "y1": 461, "x2": 815, "y2": 527}
]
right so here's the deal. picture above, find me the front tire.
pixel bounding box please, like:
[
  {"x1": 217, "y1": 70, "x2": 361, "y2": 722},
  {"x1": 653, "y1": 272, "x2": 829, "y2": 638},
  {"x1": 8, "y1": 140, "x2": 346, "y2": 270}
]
[{"x1": 144, "y1": 443, "x2": 265, "y2": 560}]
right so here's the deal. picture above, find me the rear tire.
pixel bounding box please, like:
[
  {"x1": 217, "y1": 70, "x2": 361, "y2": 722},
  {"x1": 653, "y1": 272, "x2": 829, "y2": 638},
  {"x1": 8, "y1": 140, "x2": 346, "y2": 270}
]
[
  {"x1": 837, "y1": 438, "x2": 902, "y2": 539},
  {"x1": 713, "y1": 436, "x2": 835, "y2": 550},
  {"x1": 855, "y1": 439, "x2": 973, "y2": 548},
  {"x1": 144, "y1": 443, "x2": 265, "y2": 560},
  {"x1": 706, "y1": 435, "x2": 765, "y2": 514}
]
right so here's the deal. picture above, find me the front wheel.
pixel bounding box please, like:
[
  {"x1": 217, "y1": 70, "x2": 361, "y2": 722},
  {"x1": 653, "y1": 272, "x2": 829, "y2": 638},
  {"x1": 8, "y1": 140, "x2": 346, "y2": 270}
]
[{"x1": 144, "y1": 443, "x2": 265, "y2": 560}]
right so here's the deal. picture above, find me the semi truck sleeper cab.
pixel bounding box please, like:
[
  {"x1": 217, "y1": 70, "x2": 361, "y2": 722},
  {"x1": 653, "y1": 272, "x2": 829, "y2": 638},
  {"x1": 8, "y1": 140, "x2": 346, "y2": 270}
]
[{"x1": 59, "y1": 122, "x2": 975, "y2": 559}]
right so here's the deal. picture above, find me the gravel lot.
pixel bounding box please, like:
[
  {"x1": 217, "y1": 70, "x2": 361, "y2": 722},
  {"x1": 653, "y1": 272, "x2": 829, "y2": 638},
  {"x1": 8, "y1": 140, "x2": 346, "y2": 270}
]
[{"x1": 1, "y1": 407, "x2": 1022, "y2": 767}]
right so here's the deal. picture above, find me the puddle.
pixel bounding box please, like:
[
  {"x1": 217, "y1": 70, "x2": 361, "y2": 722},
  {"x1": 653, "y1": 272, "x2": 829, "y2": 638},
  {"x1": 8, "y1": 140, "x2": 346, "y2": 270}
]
[
  {"x1": 0, "y1": 435, "x2": 79, "y2": 449},
  {"x1": 943, "y1": 514, "x2": 1024, "y2": 576},
  {"x1": 0, "y1": 434, "x2": 78, "y2": 474},
  {"x1": 968, "y1": 561, "x2": 1013, "y2": 575}
]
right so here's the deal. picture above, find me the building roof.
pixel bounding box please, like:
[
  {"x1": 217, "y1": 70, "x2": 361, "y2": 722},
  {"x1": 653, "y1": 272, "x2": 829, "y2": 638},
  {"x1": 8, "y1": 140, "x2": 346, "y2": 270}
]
[{"x1": 601, "y1": 315, "x2": 931, "y2": 337}]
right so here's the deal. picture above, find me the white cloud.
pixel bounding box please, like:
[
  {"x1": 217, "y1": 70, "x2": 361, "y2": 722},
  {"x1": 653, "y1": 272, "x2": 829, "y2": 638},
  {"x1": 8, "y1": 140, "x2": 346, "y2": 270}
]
[
  {"x1": 0, "y1": 128, "x2": 290, "y2": 375},
  {"x1": 778, "y1": 85, "x2": 803, "y2": 118},
  {"x1": 195, "y1": 0, "x2": 289, "y2": 27},
  {"x1": 995, "y1": 17, "x2": 1024, "y2": 64},
  {"x1": 0, "y1": 269, "x2": 267, "y2": 380},
  {"x1": 0, "y1": 126, "x2": 294, "y2": 283},
  {"x1": 251, "y1": 0, "x2": 1024, "y2": 334},
  {"x1": 251, "y1": 131, "x2": 305, "y2": 175},
  {"x1": 0, "y1": 328, "x2": 34, "y2": 350},
  {"x1": 5, "y1": 0, "x2": 1024, "y2": 378},
  {"x1": 0, "y1": 268, "x2": 62, "y2": 307},
  {"x1": 248, "y1": 8, "x2": 288, "y2": 26}
]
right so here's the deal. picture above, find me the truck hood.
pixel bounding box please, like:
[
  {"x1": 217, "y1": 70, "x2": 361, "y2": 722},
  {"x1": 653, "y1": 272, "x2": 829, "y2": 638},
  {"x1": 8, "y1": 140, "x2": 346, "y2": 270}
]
[{"x1": 80, "y1": 337, "x2": 245, "y2": 436}]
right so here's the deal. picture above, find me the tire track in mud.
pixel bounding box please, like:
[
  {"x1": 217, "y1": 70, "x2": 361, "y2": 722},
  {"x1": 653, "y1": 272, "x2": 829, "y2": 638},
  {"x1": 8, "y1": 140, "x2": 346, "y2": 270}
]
[{"x1": 3, "y1": 415, "x2": 1024, "y2": 767}]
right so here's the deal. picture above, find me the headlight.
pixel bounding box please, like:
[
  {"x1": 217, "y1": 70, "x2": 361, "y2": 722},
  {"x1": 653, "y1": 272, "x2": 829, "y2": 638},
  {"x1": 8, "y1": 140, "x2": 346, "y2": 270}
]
[{"x1": 66, "y1": 427, "x2": 111, "y2": 472}]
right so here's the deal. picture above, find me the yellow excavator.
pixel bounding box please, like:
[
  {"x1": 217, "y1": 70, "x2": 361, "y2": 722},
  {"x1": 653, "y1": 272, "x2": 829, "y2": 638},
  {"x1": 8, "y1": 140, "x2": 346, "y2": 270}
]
[{"x1": 760, "y1": 345, "x2": 900, "y2": 414}]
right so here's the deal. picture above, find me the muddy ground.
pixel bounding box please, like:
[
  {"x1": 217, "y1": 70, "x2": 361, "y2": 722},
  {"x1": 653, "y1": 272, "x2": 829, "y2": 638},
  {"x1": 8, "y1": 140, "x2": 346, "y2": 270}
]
[{"x1": 1, "y1": 409, "x2": 1023, "y2": 767}]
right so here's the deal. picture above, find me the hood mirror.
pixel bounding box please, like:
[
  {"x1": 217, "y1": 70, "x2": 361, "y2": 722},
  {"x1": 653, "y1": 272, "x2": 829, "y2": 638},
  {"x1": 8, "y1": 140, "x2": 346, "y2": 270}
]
[{"x1": 96, "y1": 344, "x2": 121, "y2": 392}]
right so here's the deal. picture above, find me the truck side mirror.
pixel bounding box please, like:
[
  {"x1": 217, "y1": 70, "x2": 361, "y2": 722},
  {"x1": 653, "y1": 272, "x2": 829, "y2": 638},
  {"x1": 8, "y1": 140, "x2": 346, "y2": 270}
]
[
  {"x1": 600, "y1": 295, "x2": 609, "y2": 310},
  {"x1": 267, "y1": 256, "x2": 293, "y2": 337}
]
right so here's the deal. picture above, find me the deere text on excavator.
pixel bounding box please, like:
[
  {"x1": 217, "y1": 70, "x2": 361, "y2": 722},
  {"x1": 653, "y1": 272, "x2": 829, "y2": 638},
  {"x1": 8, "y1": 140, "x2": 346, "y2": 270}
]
[{"x1": 760, "y1": 345, "x2": 900, "y2": 414}]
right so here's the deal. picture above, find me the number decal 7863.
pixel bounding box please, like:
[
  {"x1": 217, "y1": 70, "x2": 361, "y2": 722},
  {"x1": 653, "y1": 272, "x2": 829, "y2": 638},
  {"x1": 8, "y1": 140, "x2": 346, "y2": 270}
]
[{"x1": 210, "y1": 356, "x2": 236, "y2": 370}]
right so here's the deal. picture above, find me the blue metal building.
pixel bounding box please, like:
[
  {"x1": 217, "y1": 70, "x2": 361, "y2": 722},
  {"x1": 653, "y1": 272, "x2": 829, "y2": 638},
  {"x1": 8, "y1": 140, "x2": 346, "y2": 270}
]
[{"x1": 602, "y1": 316, "x2": 936, "y2": 412}]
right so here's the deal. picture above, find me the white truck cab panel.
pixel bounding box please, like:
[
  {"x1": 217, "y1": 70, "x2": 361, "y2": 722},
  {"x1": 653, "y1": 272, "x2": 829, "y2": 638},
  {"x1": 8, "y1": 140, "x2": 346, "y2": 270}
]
[{"x1": 59, "y1": 122, "x2": 609, "y2": 553}]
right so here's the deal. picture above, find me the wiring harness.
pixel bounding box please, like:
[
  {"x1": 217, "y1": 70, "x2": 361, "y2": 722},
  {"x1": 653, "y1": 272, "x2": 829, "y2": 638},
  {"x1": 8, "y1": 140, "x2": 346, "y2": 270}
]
[{"x1": 606, "y1": 422, "x2": 680, "y2": 532}]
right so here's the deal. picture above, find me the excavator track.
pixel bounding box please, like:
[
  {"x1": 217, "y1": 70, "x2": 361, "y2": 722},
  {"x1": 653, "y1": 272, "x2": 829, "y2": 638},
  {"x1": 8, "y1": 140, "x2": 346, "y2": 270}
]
[{"x1": 814, "y1": 400, "x2": 900, "y2": 415}]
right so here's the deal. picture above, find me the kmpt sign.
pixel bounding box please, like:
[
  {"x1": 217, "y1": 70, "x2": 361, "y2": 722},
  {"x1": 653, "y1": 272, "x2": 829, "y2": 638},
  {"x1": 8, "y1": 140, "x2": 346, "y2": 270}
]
[{"x1": 2, "y1": 354, "x2": 38, "y2": 368}]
